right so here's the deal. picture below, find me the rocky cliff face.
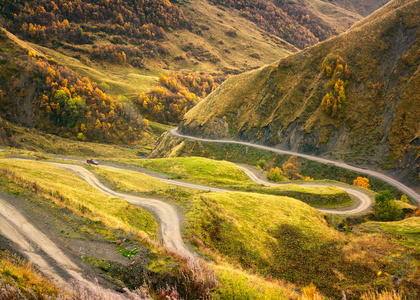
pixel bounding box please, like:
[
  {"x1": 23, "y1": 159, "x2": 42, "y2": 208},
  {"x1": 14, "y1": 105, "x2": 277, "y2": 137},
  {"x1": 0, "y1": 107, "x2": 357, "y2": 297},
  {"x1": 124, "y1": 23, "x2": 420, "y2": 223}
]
[{"x1": 178, "y1": 0, "x2": 420, "y2": 188}]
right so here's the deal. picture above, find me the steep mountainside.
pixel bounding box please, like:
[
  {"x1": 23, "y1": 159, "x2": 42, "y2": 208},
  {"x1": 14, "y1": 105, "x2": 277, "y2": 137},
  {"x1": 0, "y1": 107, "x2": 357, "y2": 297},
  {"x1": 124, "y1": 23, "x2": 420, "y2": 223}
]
[{"x1": 178, "y1": 0, "x2": 420, "y2": 188}]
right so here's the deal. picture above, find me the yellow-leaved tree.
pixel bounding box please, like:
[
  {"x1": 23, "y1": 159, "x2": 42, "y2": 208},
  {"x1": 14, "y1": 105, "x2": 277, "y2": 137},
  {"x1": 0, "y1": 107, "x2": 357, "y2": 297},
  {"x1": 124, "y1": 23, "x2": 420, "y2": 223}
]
[
  {"x1": 353, "y1": 177, "x2": 371, "y2": 189},
  {"x1": 321, "y1": 54, "x2": 350, "y2": 117}
]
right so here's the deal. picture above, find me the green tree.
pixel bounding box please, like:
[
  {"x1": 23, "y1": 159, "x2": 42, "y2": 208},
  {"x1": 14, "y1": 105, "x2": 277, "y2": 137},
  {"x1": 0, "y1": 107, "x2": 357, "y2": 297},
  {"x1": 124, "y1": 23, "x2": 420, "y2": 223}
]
[
  {"x1": 374, "y1": 190, "x2": 403, "y2": 221},
  {"x1": 257, "y1": 159, "x2": 267, "y2": 169},
  {"x1": 268, "y1": 167, "x2": 285, "y2": 182}
]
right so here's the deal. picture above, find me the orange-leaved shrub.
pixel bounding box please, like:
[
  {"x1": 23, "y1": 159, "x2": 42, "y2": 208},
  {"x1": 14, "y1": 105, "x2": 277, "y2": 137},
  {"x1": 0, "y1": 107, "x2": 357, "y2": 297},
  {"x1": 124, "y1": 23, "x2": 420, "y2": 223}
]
[{"x1": 353, "y1": 177, "x2": 371, "y2": 189}]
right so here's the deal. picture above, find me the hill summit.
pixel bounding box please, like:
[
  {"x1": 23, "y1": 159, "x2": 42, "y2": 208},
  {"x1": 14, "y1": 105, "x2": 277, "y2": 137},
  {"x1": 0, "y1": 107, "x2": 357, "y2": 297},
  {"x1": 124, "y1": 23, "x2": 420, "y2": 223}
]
[{"x1": 178, "y1": 0, "x2": 420, "y2": 188}]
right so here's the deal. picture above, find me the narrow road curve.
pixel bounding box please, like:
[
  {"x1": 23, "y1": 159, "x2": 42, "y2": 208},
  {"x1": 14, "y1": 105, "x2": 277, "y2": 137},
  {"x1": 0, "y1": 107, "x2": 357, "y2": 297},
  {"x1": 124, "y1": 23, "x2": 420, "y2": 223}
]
[
  {"x1": 237, "y1": 165, "x2": 372, "y2": 214},
  {"x1": 44, "y1": 152, "x2": 374, "y2": 214},
  {"x1": 170, "y1": 128, "x2": 420, "y2": 205},
  {"x1": 52, "y1": 163, "x2": 191, "y2": 256}
]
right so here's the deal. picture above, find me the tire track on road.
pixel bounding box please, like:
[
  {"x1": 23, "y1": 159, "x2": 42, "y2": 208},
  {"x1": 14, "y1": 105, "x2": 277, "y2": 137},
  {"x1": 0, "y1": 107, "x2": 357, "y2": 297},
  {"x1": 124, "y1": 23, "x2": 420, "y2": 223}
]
[{"x1": 0, "y1": 197, "x2": 110, "y2": 293}]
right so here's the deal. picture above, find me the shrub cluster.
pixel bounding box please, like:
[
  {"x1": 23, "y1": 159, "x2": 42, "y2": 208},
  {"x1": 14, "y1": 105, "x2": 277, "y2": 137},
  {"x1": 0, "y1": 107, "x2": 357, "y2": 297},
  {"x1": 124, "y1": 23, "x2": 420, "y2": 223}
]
[{"x1": 374, "y1": 190, "x2": 403, "y2": 221}]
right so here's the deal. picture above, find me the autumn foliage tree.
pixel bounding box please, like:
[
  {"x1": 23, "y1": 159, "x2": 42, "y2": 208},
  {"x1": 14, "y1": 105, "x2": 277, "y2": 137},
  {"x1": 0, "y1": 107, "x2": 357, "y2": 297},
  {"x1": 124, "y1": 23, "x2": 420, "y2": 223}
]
[
  {"x1": 353, "y1": 177, "x2": 371, "y2": 189},
  {"x1": 138, "y1": 72, "x2": 224, "y2": 123},
  {"x1": 267, "y1": 167, "x2": 285, "y2": 182},
  {"x1": 2, "y1": 0, "x2": 189, "y2": 45},
  {"x1": 282, "y1": 156, "x2": 301, "y2": 180},
  {"x1": 321, "y1": 54, "x2": 350, "y2": 117}
]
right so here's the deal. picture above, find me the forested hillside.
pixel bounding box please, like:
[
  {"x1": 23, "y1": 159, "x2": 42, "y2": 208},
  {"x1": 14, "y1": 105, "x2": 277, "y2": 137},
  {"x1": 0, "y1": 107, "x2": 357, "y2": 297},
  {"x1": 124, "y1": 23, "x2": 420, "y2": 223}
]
[
  {"x1": 179, "y1": 0, "x2": 420, "y2": 188},
  {"x1": 0, "y1": 30, "x2": 147, "y2": 144}
]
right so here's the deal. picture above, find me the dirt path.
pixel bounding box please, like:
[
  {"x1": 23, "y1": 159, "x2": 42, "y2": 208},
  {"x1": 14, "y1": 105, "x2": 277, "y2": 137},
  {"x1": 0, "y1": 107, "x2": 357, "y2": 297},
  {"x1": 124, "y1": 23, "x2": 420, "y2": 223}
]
[
  {"x1": 0, "y1": 197, "x2": 116, "y2": 293},
  {"x1": 236, "y1": 165, "x2": 372, "y2": 214},
  {"x1": 170, "y1": 128, "x2": 420, "y2": 205},
  {"x1": 52, "y1": 163, "x2": 191, "y2": 256}
]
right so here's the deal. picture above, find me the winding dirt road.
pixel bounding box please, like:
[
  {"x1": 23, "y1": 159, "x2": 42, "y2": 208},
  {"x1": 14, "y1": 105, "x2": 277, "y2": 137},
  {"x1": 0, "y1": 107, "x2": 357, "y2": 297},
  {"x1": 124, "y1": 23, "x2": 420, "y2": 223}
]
[
  {"x1": 95, "y1": 163, "x2": 371, "y2": 214},
  {"x1": 170, "y1": 128, "x2": 420, "y2": 205},
  {"x1": 52, "y1": 163, "x2": 191, "y2": 256},
  {"x1": 236, "y1": 165, "x2": 372, "y2": 214},
  {"x1": 0, "y1": 151, "x2": 379, "y2": 293}
]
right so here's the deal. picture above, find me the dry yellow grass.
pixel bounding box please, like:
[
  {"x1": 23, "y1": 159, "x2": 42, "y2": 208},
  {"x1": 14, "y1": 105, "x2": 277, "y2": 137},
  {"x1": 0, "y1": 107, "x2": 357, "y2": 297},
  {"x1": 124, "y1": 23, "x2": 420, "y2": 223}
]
[{"x1": 361, "y1": 290, "x2": 404, "y2": 300}]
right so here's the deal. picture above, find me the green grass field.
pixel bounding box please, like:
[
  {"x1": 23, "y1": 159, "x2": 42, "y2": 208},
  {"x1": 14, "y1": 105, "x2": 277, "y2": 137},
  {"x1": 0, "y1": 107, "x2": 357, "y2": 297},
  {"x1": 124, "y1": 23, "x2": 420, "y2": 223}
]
[
  {"x1": 93, "y1": 166, "x2": 171, "y2": 193},
  {"x1": 249, "y1": 184, "x2": 355, "y2": 208},
  {"x1": 362, "y1": 217, "x2": 420, "y2": 249},
  {"x1": 1, "y1": 154, "x2": 419, "y2": 298},
  {"x1": 107, "y1": 156, "x2": 255, "y2": 187}
]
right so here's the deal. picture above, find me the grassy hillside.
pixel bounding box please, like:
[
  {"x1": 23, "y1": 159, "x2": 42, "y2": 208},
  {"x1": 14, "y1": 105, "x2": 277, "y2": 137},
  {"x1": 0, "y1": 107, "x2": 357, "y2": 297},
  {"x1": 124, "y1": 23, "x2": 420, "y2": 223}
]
[
  {"x1": 87, "y1": 162, "x2": 419, "y2": 298},
  {"x1": 179, "y1": 0, "x2": 420, "y2": 188},
  {"x1": 0, "y1": 159, "x2": 158, "y2": 238},
  {"x1": 0, "y1": 29, "x2": 149, "y2": 144},
  {"x1": 0, "y1": 157, "x2": 302, "y2": 299},
  {"x1": 186, "y1": 192, "x2": 419, "y2": 298},
  {"x1": 1, "y1": 150, "x2": 418, "y2": 298},
  {"x1": 0, "y1": 118, "x2": 157, "y2": 157}
]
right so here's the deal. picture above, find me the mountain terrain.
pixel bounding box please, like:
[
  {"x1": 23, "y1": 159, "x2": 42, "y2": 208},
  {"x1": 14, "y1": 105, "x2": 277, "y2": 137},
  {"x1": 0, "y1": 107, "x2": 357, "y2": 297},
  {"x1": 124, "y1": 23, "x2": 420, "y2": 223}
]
[
  {"x1": 1, "y1": 1, "x2": 420, "y2": 299},
  {"x1": 0, "y1": 0, "x2": 390, "y2": 145},
  {"x1": 178, "y1": 0, "x2": 420, "y2": 190}
]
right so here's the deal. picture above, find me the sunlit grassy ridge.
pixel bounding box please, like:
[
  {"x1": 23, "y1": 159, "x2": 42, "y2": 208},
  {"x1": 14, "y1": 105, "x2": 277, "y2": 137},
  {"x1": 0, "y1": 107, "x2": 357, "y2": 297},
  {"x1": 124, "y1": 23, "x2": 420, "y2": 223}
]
[
  {"x1": 0, "y1": 159, "x2": 157, "y2": 239},
  {"x1": 185, "y1": 192, "x2": 340, "y2": 267},
  {"x1": 185, "y1": 191, "x2": 419, "y2": 297},
  {"x1": 0, "y1": 121, "x2": 153, "y2": 158},
  {"x1": 108, "y1": 156, "x2": 254, "y2": 187},
  {"x1": 93, "y1": 166, "x2": 171, "y2": 193}
]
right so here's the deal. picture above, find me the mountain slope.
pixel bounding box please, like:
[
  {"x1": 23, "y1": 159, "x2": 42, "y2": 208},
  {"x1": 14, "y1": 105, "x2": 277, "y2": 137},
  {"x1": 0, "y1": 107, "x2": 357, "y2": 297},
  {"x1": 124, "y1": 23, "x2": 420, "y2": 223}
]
[
  {"x1": 0, "y1": 29, "x2": 148, "y2": 144},
  {"x1": 330, "y1": 0, "x2": 392, "y2": 17},
  {"x1": 178, "y1": 0, "x2": 420, "y2": 189}
]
